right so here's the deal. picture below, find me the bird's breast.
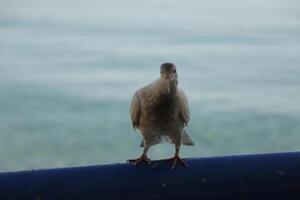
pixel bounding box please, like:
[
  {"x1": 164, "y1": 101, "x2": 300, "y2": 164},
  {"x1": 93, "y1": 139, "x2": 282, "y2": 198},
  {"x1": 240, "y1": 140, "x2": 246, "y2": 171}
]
[{"x1": 141, "y1": 94, "x2": 180, "y2": 128}]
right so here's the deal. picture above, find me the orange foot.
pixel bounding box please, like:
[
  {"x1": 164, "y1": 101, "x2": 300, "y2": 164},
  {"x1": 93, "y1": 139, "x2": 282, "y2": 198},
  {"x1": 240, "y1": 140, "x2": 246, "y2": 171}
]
[
  {"x1": 166, "y1": 156, "x2": 188, "y2": 170},
  {"x1": 127, "y1": 155, "x2": 151, "y2": 166}
]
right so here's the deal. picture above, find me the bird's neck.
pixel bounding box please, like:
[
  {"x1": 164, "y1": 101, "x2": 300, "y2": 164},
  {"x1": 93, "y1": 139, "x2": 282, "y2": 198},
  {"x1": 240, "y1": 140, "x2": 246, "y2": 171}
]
[{"x1": 157, "y1": 78, "x2": 178, "y2": 97}]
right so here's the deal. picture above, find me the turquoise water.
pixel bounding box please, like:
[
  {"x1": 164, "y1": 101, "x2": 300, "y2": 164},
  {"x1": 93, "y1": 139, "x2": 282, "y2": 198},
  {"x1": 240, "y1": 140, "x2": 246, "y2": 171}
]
[{"x1": 1, "y1": 0, "x2": 300, "y2": 171}]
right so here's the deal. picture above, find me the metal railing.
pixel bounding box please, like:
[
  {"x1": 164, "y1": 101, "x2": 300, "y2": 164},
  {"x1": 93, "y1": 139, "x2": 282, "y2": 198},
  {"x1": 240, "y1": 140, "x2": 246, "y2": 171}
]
[{"x1": 1, "y1": 152, "x2": 300, "y2": 199}]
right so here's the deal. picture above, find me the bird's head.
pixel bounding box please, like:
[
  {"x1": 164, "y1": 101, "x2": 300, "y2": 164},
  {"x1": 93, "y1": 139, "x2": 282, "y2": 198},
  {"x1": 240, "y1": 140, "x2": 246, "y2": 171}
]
[
  {"x1": 160, "y1": 63, "x2": 177, "y2": 80},
  {"x1": 160, "y1": 63, "x2": 178, "y2": 95}
]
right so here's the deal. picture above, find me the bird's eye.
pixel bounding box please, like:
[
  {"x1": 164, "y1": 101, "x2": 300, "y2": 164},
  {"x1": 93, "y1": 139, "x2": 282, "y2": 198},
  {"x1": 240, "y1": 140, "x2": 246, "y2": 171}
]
[
  {"x1": 173, "y1": 69, "x2": 176, "y2": 73},
  {"x1": 160, "y1": 71, "x2": 162, "y2": 74}
]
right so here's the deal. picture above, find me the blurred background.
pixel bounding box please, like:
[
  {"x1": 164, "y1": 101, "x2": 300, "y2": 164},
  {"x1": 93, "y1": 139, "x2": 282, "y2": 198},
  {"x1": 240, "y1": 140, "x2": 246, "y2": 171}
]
[{"x1": 0, "y1": 0, "x2": 300, "y2": 172}]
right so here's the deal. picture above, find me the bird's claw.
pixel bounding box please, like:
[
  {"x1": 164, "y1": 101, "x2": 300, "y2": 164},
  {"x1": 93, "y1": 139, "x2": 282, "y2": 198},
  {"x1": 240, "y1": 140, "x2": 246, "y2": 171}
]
[
  {"x1": 166, "y1": 156, "x2": 188, "y2": 170},
  {"x1": 127, "y1": 155, "x2": 151, "y2": 166}
]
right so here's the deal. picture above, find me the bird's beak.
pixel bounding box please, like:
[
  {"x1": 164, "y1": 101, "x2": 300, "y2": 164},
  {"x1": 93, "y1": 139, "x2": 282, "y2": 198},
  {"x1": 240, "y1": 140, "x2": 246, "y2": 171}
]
[{"x1": 165, "y1": 75, "x2": 172, "y2": 80}]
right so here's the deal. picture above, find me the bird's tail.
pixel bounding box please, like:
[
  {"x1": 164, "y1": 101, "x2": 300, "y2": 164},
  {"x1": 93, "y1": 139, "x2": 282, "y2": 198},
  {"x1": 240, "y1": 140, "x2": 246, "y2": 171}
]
[
  {"x1": 181, "y1": 130, "x2": 195, "y2": 146},
  {"x1": 140, "y1": 130, "x2": 194, "y2": 147},
  {"x1": 139, "y1": 136, "x2": 172, "y2": 147}
]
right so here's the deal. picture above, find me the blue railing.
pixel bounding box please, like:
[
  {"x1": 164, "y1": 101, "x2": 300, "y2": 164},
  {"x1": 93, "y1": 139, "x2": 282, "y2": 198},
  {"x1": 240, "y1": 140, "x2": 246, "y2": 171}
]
[{"x1": 1, "y1": 152, "x2": 300, "y2": 199}]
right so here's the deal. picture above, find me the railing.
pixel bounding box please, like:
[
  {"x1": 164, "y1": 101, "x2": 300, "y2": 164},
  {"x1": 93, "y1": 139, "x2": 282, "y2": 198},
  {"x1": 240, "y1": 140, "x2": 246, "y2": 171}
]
[{"x1": 1, "y1": 152, "x2": 300, "y2": 199}]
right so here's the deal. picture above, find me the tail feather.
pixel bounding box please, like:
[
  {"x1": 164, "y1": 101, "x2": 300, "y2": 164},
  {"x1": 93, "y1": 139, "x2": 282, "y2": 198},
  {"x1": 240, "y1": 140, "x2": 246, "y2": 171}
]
[
  {"x1": 140, "y1": 131, "x2": 194, "y2": 147},
  {"x1": 181, "y1": 130, "x2": 195, "y2": 145},
  {"x1": 140, "y1": 136, "x2": 172, "y2": 147}
]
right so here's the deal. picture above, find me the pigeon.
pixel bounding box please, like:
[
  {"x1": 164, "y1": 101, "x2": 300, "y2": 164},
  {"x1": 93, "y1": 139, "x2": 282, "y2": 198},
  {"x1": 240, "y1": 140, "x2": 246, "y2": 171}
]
[{"x1": 128, "y1": 63, "x2": 194, "y2": 170}]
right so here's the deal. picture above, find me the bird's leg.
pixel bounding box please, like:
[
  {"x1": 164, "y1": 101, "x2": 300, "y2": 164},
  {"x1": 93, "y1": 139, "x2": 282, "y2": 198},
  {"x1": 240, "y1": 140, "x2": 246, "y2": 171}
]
[
  {"x1": 168, "y1": 144, "x2": 188, "y2": 170},
  {"x1": 127, "y1": 145, "x2": 151, "y2": 166}
]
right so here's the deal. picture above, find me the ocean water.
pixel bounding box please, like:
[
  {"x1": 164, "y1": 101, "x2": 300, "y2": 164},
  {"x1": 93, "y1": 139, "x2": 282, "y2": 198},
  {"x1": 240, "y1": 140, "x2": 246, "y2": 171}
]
[{"x1": 0, "y1": 0, "x2": 300, "y2": 172}]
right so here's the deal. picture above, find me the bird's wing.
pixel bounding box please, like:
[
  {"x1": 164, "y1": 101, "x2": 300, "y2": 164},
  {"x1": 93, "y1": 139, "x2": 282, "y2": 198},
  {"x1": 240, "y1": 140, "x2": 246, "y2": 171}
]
[
  {"x1": 177, "y1": 89, "x2": 190, "y2": 126},
  {"x1": 130, "y1": 90, "x2": 141, "y2": 130}
]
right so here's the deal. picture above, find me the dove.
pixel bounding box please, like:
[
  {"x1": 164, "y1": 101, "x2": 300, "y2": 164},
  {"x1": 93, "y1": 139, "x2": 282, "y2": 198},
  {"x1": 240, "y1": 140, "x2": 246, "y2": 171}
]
[{"x1": 128, "y1": 63, "x2": 194, "y2": 170}]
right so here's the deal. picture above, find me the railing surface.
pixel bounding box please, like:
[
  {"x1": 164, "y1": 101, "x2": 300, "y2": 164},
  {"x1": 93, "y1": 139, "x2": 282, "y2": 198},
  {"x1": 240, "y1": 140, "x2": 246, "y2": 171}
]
[{"x1": 0, "y1": 152, "x2": 300, "y2": 200}]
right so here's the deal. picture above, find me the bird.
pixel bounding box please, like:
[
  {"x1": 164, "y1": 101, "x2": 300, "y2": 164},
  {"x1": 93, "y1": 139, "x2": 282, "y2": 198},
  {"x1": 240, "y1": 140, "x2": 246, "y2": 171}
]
[{"x1": 128, "y1": 63, "x2": 194, "y2": 170}]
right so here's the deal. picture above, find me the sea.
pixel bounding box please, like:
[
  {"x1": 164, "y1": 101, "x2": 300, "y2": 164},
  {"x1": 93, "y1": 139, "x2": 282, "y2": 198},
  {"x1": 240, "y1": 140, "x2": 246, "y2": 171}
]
[{"x1": 0, "y1": 0, "x2": 300, "y2": 171}]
